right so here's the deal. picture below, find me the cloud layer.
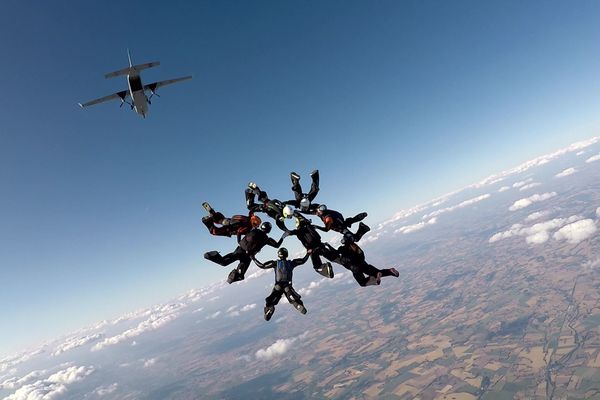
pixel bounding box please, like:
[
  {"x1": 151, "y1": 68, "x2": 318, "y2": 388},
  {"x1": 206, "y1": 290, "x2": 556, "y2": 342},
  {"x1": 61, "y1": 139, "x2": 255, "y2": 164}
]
[{"x1": 509, "y1": 192, "x2": 557, "y2": 211}]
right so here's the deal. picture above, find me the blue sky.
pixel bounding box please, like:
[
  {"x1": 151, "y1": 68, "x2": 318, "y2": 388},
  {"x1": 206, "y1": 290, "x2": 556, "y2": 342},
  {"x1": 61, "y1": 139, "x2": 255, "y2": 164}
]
[{"x1": 2, "y1": 0, "x2": 600, "y2": 355}]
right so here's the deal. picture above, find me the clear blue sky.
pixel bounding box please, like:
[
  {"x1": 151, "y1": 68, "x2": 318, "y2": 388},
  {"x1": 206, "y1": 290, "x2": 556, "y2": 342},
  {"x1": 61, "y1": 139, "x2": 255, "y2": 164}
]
[{"x1": 2, "y1": 0, "x2": 600, "y2": 355}]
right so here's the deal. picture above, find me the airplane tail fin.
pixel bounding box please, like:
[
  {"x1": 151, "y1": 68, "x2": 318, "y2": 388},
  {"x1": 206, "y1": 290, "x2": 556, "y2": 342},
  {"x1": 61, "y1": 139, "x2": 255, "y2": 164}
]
[{"x1": 104, "y1": 50, "x2": 160, "y2": 79}]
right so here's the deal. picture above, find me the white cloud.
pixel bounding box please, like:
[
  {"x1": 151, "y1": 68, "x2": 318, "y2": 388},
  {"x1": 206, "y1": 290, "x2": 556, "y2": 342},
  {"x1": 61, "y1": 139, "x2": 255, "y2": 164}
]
[
  {"x1": 509, "y1": 192, "x2": 557, "y2": 211},
  {"x1": 143, "y1": 358, "x2": 157, "y2": 368},
  {"x1": 226, "y1": 305, "x2": 238, "y2": 313},
  {"x1": 394, "y1": 217, "x2": 437, "y2": 235},
  {"x1": 597, "y1": 207, "x2": 600, "y2": 217},
  {"x1": 92, "y1": 303, "x2": 185, "y2": 351},
  {"x1": 525, "y1": 211, "x2": 548, "y2": 222},
  {"x1": 423, "y1": 194, "x2": 491, "y2": 220},
  {"x1": 489, "y1": 215, "x2": 582, "y2": 245},
  {"x1": 240, "y1": 304, "x2": 256, "y2": 312},
  {"x1": 555, "y1": 167, "x2": 577, "y2": 178},
  {"x1": 205, "y1": 311, "x2": 221, "y2": 320},
  {"x1": 94, "y1": 383, "x2": 118, "y2": 397},
  {"x1": 519, "y1": 182, "x2": 542, "y2": 191},
  {"x1": 586, "y1": 153, "x2": 600, "y2": 163},
  {"x1": 0, "y1": 370, "x2": 46, "y2": 390},
  {"x1": 498, "y1": 186, "x2": 510, "y2": 192},
  {"x1": 298, "y1": 271, "x2": 348, "y2": 296},
  {"x1": 52, "y1": 333, "x2": 104, "y2": 356},
  {"x1": 513, "y1": 178, "x2": 533, "y2": 188},
  {"x1": 255, "y1": 332, "x2": 308, "y2": 361},
  {"x1": 553, "y1": 219, "x2": 597, "y2": 244},
  {"x1": 4, "y1": 366, "x2": 95, "y2": 400},
  {"x1": 576, "y1": 150, "x2": 586, "y2": 156}
]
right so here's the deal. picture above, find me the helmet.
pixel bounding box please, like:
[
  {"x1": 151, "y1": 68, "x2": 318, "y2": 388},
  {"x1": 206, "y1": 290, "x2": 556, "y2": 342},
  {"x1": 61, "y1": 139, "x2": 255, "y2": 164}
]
[
  {"x1": 317, "y1": 204, "x2": 327, "y2": 214},
  {"x1": 277, "y1": 248, "x2": 288, "y2": 259},
  {"x1": 300, "y1": 197, "x2": 310, "y2": 211},
  {"x1": 283, "y1": 205, "x2": 294, "y2": 219},
  {"x1": 259, "y1": 221, "x2": 272, "y2": 233},
  {"x1": 222, "y1": 218, "x2": 231, "y2": 226},
  {"x1": 250, "y1": 214, "x2": 262, "y2": 228}
]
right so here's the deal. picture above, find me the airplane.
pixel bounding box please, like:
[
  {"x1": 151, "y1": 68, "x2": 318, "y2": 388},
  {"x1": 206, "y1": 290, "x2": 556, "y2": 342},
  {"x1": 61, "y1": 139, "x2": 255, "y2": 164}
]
[{"x1": 78, "y1": 50, "x2": 192, "y2": 118}]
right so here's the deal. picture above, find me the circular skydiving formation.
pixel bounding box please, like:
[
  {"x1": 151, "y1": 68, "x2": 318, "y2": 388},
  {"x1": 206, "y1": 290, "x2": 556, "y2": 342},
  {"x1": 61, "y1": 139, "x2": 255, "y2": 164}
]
[{"x1": 201, "y1": 170, "x2": 400, "y2": 321}]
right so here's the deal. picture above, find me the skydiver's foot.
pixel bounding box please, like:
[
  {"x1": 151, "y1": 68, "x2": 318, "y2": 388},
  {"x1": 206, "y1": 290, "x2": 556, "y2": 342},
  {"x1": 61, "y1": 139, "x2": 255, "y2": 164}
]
[
  {"x1": 365, "y1": 276, "x2": 380, "y2": 286},
  {"x1": 320, "y1": 262, "x2": 334, "y2": 279},
  {"x1": 354, "y1": 222, "x2": 371, "y2": 242},
  {"x1": 291, "y1": 171, "x2": 301, "y2": 182},
  {"x1": 355, "y1": 212, "x2": 368, "y2": 221},
  {"x1": 202, "y1": 202, "x2": 215, "y2": 215},
  {"x1": 264, "y1": 306, "x2": 275, "y2": 321},
  {"x1": 227, "y1": 269, "x2": 245, "y2": 284},
  {"x1": 310, "y1": 169, "x2": 319, "y2": 178},
  {"x1": 204, "y1": 251, "x2": 220, "y2": 260},
  {"x1": 390, "y1": 268, "x2": 399, "y2": 278},
  {"x1": 295, "y1": 303, "x2": 307, "y2": 314}
]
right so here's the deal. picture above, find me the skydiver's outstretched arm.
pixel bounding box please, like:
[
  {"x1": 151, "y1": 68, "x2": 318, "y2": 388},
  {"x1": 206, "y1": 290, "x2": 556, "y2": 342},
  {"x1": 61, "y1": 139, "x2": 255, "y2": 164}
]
[
  {"x1": 251, "y1": 256, "x2": 276, "y2": 270},
  {"x1": 314, "y1": 225, "x2": 329, "y2": 232},
  {"x1": 267, "y1": 232, "x2": 288, "y2": 248},
  {"x1": 291, "y1": 250, "x2": 311, "y2": 268},
  {"x1": 275, "y1": 218, "x2": 289, "y2": 233}
]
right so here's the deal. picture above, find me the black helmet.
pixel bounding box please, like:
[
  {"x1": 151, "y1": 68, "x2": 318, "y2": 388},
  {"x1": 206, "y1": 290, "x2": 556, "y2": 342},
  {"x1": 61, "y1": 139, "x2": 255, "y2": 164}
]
[
  {"x1": 317, "y1": 204, "x2": 327, "y2": 214},
  {"x1": 277, "y1": 248, "x2": 288, "y2": 259},
  {"x1": 259, "y1": 221, "x2": 272, "y2": 233}
]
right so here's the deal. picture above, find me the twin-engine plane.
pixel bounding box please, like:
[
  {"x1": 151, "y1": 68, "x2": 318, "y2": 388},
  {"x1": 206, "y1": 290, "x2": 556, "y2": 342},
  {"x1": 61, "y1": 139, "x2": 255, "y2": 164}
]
[{"x1": 79, "y1": 50, "x2": 192, "y2": 118}]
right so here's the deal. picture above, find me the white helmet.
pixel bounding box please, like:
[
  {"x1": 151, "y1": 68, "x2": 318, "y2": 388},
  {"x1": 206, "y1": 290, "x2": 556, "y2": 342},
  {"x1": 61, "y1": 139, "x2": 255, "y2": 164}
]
[
  {"x1": 300, "y1": 197, "x2": 310, "y2": 211},
  {"x1": 283, "y1": 205, "x2": 294, "y2": 219}
]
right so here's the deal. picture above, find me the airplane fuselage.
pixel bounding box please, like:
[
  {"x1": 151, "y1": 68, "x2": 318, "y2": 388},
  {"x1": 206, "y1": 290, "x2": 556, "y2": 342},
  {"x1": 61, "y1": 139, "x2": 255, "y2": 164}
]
[{"x1": 127, "y1": 73, "x2": 148, "y2": 118}]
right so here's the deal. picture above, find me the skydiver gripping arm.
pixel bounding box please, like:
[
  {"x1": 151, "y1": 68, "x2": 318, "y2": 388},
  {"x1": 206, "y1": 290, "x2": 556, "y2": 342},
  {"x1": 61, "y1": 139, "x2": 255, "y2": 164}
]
[
  {"x1": 251, "y1": 256, "x2": 276, "y2": 270},
  {"x1": 291, "y1": 250, "x2": 311, "y2": 268}
]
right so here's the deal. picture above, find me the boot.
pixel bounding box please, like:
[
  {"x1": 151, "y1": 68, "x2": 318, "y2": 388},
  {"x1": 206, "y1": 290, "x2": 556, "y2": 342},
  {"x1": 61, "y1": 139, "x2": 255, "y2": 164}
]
[
  {"x1": 354, "y1": 212, "x2": 368, "y2": 221},
  {"x1": 295, "y1": 303, "x2": 307, "y2": 314},
  {"x1": 390, "y1": 268, "x2": 399, "y2": 277},
  {"x1": 204, "y1": 251, "x2": 221, "y2": 261},
  {"x1": 290, "y1": 172, "x2": 301, "y2": 184},
  {"x1": 264, "y1": 306, "x2": 275, "y2": 321},
  {"x1": 315, "y1": 262, "x2": 334, "y2": 279},
  {"x1": 354, "y1": 222, "x2": 370, "y2": 242},
  {"x1": 227, "y1": 268, "x2": 244, "y2": 284}
]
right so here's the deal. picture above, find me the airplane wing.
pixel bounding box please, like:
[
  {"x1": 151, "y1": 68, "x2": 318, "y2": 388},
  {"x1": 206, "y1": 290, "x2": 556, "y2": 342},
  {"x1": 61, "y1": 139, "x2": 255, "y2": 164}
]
[
  {"x1": 144, "y1": 76, "x2": 192, "y2": 93},
  {"x1": 78, "y1": 90, "x2": 129, "y2": 108}
]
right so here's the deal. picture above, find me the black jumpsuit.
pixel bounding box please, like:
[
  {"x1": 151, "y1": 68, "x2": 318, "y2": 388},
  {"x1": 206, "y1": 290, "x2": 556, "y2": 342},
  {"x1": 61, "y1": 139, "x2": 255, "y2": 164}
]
[
  {"x1": 288, "y1": 214, "x2": 338, "y2": 273},
  {"x1": 316, "y1": 209, "x2": 370, "y2": 242},
  {"x1": 245, "y1": 185, "x2": 289, "y2": 232},
  {"x1": 253, "y1": 253, "x2": 310, "y2": 315},
  {"x1": 285, "y1": 170, "x2": 320, "y2": 213},
  {"x1": 204, "y1": 228, "x2": 284, "y2": 283},
  {"x1": 334, "y1": 242, "x2": 397, "y2": 286}
]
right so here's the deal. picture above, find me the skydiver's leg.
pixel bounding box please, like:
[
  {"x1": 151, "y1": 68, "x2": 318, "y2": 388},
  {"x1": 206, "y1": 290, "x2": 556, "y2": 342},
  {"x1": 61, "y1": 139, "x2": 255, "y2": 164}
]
[
  {"x1": 227, "y1": 254, "x2": 252, "y2": 283},
  {"x1": 264, "y1": 284, "x2": 284, "y2": 321},
  {"x1": 245, "y1": 188, "x2": 256, "y2": 209},
  {"x1": 378, "y1": 267, "x2": 400, "y2": 278},
  {"x1": 352, "y1": 222, "x2": 371, "y2": 242},
  {"x1": 204, "y1": 247, "x2": 243, "y2": 266},
  {"x1": 284, "y1": 285, "x2": 306, "y2": 314},
  {"x1": 344, "y1": 212, "x2": 368, "y2": 228},
  {"x1": 310, "y1": 248, "x2": 333, "y2": 278},
  {"x1": 351, "y1": 271, "x2": 371, "y2": 286},
  {"x1": 307, "y1": 170, "x2": 319, "y2": 202},
  {"x1": 291, "y1": 172, "x2": 303, "y2": 202}
]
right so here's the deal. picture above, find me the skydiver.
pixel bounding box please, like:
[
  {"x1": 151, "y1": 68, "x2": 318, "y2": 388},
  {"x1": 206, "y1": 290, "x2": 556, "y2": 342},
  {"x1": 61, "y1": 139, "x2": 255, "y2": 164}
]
[
  {"x1": 204, "y1": 222, "x2": 288, "y2": 284},
  {"x1": 201, "y1": 202, "x2": 262, "y2": 243},
  {"x1": 252, "y1": 247, "x2": 310, "y2": 321},
  {"x1": 284, "y1": 170, "x2": 320, "y2": 214},
  {"x1": 314, "y1": 204, "x2": 370, "y2": 242},
  {"x1": 245, "y1": 182, "x2": 293, "y2": 232},
  {"x1": 286, "y1": 212, "x2": 336, "y2": 278},
  {"x1": 333, "y1": 234, "x2": 399, "y2": 287}
]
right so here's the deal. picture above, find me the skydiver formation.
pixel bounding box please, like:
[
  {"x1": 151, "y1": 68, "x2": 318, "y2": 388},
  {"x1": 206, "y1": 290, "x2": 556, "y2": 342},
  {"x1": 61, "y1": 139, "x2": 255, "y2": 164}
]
[{"x1": 202, "y1": 170, "x2": 399, "y2": 321}]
